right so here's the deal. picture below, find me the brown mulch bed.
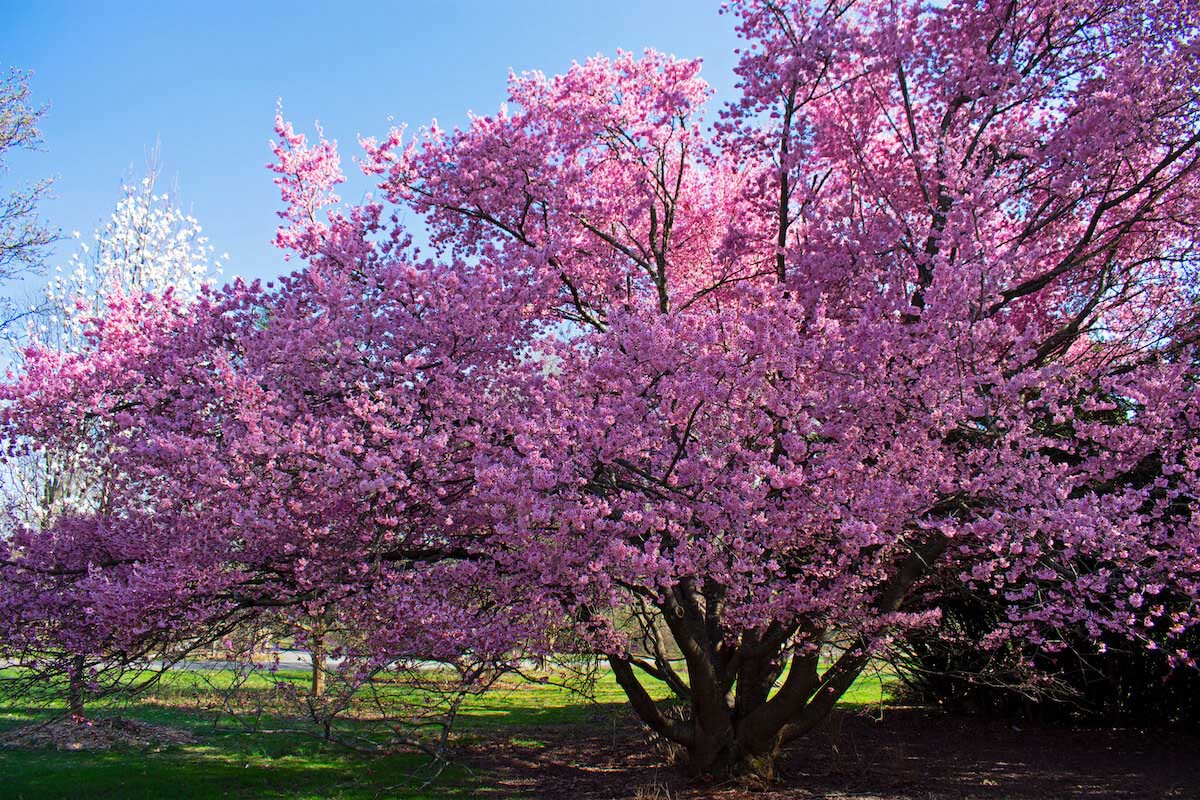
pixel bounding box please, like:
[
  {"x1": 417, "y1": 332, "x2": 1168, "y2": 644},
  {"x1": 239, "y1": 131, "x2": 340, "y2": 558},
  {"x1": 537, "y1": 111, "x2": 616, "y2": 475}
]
[
  {"x1": 467, "y1": 707, "x2": 1200, "y2": 799},
  {"x1": 0, "y1": 715, "x2": 196, "y2": 751}
]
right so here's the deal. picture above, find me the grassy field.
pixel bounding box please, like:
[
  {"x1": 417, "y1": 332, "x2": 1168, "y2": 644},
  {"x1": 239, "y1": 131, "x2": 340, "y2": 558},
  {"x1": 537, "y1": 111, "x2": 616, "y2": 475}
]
[{"x1": 0, "y1": 664, "x2": 895, "y2": 799}]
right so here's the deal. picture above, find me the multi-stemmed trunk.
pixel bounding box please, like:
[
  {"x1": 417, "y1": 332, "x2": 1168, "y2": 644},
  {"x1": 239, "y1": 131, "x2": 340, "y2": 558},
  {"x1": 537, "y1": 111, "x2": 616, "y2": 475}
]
[
  {"x1": 609, "y1": 539, "x2": 945, "y2": 778},
  {"x1": 608, "y1": 612, "x2": 870, "y2": 778}
]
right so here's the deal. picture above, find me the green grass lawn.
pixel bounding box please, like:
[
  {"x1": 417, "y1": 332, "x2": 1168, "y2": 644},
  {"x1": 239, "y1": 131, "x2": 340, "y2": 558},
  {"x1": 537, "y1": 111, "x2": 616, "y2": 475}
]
[{"x1": 0, "y1": 664, "x2": 896, "y2": 799}]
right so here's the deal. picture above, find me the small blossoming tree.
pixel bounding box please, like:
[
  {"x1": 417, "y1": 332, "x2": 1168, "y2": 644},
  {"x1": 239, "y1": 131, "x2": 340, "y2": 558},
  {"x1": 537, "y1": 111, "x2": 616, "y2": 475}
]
[{"x1": 0, "y1": 167, "x2": 223, "y2": 714}]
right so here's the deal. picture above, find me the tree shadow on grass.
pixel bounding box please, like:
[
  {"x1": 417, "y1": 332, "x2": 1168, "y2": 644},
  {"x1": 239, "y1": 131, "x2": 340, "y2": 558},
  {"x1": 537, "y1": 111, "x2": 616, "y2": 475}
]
[
  {"x1": 467, "y1": 706, "x2": 1200, "y2": 800},
  {"x1": 791, "y1": 707, "x2": 1200, "y2": 800}
]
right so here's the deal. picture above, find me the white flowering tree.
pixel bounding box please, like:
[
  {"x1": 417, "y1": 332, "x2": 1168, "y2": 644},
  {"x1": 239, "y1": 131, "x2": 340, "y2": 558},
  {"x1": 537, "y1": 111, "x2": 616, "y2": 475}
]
[
  {"x1": 8, "y1": 165, "x2": 225, "y2": 528},
  {"x1": 40, "y1": 170, "x2": 224, "y2": 354}
]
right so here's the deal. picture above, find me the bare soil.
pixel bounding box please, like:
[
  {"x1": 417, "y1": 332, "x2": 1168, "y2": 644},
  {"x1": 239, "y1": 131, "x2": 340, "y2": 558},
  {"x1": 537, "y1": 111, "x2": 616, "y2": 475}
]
[
  {"x1": 469, "y1": 706, "x2": 1200, "y2": 799},
  {"x1": 0, "y1": 715, "x2": 196, "y2": 752}
]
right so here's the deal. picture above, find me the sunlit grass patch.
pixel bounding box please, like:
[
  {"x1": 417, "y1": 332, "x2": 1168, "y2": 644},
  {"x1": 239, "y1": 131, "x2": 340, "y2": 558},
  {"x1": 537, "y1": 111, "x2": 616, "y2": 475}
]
[{"x1": 0, "y1": 663, "x2": 899, "y2": 798}]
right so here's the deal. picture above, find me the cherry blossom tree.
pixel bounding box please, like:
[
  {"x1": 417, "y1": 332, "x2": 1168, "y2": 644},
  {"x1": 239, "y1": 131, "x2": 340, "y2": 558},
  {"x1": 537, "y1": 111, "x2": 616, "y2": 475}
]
[
  {"x1": 3, "y1": 0, "x2": 1199, "y2": 779},
  {"x1": 0, "y1": 230, "x2": 540, "y2": 719},
  {"x1": 0, "y1": 168, "x2": 224, "y2": 714},
  {"x1": 356, "y1": 0, "x2": 1200, "y2": 774}
]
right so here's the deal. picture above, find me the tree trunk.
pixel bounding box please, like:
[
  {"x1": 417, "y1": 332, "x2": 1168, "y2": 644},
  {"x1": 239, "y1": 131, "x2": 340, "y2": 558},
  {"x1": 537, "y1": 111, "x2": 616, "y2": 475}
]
[
  {"x1": 310, "y1": 627, "x2": 326, "y2": 699},
  {"x1": 610, "y1": 538, "x2": 947, "y2": 779},
  {"x1": 67, "y1": 654, "x2": 86, "y2": 717},
  {"x1": 614, "y1": 639, "x2": 866, "y2": 780},
  {"x1": 686, "y1": 723, "x2": 783, "y2": 781}
]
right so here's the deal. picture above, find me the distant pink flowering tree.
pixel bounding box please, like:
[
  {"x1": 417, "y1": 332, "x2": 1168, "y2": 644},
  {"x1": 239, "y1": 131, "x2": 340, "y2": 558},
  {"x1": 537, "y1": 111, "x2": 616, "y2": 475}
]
[{"x1": 3, "y1": 0, "x2": 1199, "y2": 779}]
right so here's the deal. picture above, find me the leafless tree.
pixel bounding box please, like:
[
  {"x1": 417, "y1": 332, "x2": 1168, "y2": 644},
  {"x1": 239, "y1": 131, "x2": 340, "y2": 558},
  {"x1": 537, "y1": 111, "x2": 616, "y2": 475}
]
[{"x1": 0, "y1": 67, "x2": 57, "y2": 331}]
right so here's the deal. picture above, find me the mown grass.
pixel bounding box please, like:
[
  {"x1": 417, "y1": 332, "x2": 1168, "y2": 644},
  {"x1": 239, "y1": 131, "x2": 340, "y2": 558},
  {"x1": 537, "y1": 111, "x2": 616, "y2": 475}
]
[{"x1": 0, "y1": 663, "x2": 896, "y2": 799}]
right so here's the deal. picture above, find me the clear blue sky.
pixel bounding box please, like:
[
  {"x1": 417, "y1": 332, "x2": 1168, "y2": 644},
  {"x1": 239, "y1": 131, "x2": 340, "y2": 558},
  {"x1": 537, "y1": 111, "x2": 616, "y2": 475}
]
[{"x1": 2, "y1": 1, "x2": 742, "y2": 286}]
